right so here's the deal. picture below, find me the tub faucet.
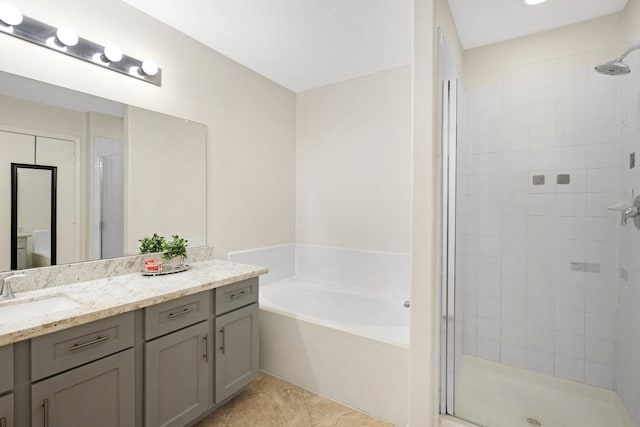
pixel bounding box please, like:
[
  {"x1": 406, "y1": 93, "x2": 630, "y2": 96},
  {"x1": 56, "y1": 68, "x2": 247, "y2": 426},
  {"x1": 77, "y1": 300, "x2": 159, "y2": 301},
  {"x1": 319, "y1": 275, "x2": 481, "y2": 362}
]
[{"x1": 0, "y1": 274, "x2": 25, "y2": 301}]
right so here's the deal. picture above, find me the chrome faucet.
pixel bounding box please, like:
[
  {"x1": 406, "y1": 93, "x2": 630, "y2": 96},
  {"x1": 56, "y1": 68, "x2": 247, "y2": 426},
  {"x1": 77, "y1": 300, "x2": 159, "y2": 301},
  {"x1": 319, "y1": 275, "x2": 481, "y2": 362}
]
[
  {"x1": 0, "y1": 274, "x2": 26, "y2": 301},
  {"x1": 621, "y1": 206, "x2": 640, "y2": 225}
]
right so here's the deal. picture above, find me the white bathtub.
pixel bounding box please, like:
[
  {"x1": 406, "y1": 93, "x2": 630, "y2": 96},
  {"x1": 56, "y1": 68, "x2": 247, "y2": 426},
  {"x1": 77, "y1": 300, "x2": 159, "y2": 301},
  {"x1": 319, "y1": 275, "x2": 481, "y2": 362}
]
[
  {"x1": 261, "y1": 278, "x2": 410, "y2": 346},
  {"x1": 259, "y1": 278, "x2": 410, "y2": 426}
]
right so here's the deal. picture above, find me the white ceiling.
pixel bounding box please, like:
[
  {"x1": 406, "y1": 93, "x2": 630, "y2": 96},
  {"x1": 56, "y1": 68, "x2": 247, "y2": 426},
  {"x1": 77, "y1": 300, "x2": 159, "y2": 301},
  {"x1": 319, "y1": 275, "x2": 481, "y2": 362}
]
[
  {"x1": 122, "y1": 0, "x2": 629, "y2": 92},
  {"x1": 448, "y1": 0, "x2": 629, "y2": 49},
  {"x1": 122, "y1": 0, "x2": 412, "y2": 93}
]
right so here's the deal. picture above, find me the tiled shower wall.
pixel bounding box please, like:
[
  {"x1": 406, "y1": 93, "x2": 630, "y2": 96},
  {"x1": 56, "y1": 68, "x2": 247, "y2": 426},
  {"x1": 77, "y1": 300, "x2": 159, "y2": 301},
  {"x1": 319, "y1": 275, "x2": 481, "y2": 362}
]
[
  {"x1": 617, "y1": 51, "x2": 640, "y2": 424},
  {"x1": 458, "y1": 65, "x2": 622, "y2": 389}
]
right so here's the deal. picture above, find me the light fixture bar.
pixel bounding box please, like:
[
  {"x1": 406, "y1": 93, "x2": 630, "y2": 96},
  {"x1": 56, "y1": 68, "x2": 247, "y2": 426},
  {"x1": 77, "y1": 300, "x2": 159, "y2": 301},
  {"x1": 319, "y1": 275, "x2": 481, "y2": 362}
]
[{"x1": 0, "y1": 12, "x2": 161, "y2": 86}]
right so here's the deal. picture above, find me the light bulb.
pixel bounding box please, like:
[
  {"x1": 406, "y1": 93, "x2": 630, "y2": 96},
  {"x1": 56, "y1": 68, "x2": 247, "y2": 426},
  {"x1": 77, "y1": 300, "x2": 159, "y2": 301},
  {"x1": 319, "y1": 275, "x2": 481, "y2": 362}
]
[
  {"x1": 55, "y1": 26, "x2": 78, "y2": 47},
  {"x1": 103, "y1": 45, "x2": 123, "y2": 63},
  {"x1": 139, "y1": 59, "x2": 158, "y2": 76},
  {"x1": 0, "y1": 2, "x2": 22, "y2": 27}
]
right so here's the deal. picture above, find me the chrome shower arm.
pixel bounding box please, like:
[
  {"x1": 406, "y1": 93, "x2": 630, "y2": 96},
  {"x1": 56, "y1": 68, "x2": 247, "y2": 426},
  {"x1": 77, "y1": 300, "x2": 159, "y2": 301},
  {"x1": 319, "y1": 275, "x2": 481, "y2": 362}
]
[{"x1": 617, "y1": 41, "x2": 640, "y2": 61}]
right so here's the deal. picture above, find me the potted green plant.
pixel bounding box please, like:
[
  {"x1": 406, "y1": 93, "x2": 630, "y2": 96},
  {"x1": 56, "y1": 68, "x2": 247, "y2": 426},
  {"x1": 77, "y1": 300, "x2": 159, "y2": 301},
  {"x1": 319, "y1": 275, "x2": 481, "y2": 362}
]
[
  {"x1": 162, "y1": 235, "x2": 188, "y2": 269},
  {"x1": 139, "y1": 233, "x2": 166, "y2": 254}
]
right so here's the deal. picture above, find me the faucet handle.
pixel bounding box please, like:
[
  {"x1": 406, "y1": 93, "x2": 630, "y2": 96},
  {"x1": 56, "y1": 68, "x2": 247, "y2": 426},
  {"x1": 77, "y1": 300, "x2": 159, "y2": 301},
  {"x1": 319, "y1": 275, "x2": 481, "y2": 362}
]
[
  {"x1": 621, "y1": 206, "x2": 639, "y2": 225},
  {"x1": 621, "y1": 196, "x2": 640, "y2": 227}
]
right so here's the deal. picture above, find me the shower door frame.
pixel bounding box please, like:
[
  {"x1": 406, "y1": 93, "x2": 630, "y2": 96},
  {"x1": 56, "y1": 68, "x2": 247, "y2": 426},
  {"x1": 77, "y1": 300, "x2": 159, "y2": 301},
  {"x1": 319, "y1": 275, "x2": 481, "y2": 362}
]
[{"x1": 439, "y1": 78, "x2": 458, "y2": 416}]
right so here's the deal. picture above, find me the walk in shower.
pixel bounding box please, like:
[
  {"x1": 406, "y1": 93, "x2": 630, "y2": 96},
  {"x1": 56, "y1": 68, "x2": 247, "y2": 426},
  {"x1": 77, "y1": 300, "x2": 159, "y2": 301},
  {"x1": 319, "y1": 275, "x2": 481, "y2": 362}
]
[{"x1": 438, "y1": 28, "x2": 640, "y2": 427}]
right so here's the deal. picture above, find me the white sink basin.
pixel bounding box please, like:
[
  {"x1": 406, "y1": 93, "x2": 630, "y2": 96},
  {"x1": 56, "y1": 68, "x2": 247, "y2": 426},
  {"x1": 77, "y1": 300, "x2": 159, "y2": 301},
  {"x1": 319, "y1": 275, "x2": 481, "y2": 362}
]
[{"x1": 0, "y1": 295, "x2": 83, "y2": 322}]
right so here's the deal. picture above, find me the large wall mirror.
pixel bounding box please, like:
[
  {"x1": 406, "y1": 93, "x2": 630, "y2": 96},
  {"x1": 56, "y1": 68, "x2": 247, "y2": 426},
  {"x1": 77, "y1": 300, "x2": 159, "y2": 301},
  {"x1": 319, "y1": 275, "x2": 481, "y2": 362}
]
[{"x1": 0, "y1": 71, "x2": 207, "y2": 272}]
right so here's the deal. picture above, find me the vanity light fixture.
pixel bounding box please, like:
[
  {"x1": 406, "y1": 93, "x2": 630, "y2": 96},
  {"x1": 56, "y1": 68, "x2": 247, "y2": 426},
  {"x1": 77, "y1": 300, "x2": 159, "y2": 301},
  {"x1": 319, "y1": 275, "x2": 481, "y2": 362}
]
[
  {"x1": 0, "y1": 3, "x2": 161, "y2": 86},
  {"x1": 524, "y1": 0, "x2": 548, "y2": 4}
]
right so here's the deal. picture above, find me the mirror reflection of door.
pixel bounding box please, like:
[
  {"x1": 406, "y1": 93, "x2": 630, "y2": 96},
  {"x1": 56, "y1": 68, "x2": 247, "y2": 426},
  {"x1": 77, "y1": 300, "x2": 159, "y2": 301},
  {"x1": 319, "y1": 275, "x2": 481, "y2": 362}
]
[
  {"x1": 11, "y1": 164, "x2": 57, "y2": 270},
  {"x1": 92, "y1": 137, "x2": 124, "y2": 260}
]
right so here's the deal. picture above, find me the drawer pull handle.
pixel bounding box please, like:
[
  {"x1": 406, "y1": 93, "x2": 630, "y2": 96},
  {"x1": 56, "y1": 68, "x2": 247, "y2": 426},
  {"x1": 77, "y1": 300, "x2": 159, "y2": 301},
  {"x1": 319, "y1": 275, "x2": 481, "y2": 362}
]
[
  {"x1": 203, "y1": 334, "x2": 209, "y2": 363},
  {"x1": 230, "y1": 290, "x2": 247, "y2": 300},
  {"x1": 0, "y1": 416, "x2": 5, "y2": 427},
  {"x1": 43, "y1": 398, "x2": 49, "y2": 427},
  {"x1": 69, "y1": 335, "x2": 110, "y2": 352},
  {"x1": 219, "y1": 328, "x2": 225, "y2": 354},
  {"x1": 167, "y1": 308, "x2": 194, "y2": 319}
]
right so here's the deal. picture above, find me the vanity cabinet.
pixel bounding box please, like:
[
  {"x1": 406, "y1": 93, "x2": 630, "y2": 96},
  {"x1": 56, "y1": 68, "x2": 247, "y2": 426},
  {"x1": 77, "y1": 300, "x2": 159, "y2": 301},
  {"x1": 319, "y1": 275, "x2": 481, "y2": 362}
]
[
  {"x1": 0, "y1": 344, "x2": 13, "y2": 427},
  {"x1": 31, "y1": 349, "x2": 134, "y2": 427},
  {"x1": 144, "y1": 292, "x2": 212, "y2": 427},
  {"x1": 30, "y1": 313, "x2": 135, "y2": 427},
  {"x1": 215, "y1": 279, "x2": 259, "y2": 404},
  {"x1": 0, "y1": 274, "x2": 261, "y2": 427},
  {"x1": 0, "y1": 345, "x2": 13, "y2": 395},
  {"x1": 0, "y1": 394, "x2": 13, "y2": 427}
]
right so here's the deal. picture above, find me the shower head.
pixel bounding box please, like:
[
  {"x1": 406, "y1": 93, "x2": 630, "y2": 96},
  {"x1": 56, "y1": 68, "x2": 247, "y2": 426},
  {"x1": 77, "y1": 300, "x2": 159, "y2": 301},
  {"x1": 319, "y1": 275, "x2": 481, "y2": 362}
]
[
  {"x1": 594, "y1": 60, "x2": 631, "y2": 76},
  {"x1": 594, "y1": 42, "x2": 640, "y2": 76}
]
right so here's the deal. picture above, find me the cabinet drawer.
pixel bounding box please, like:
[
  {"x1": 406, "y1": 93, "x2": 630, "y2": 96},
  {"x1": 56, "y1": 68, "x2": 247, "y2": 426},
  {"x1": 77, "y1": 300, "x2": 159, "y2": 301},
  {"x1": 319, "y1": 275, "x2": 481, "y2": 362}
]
[
  {"x1": 0, "y1": 345, "x2": 13, "y2": 394},
  {"x1": 145, "y1": 291, "x2": 210, "y2": 340},
  {"x1": 215, "y1": 278, "x2": 258, "y2": 316},
  {"x1": 31, "y1": 312, "x2": 134, "y2": 381}
]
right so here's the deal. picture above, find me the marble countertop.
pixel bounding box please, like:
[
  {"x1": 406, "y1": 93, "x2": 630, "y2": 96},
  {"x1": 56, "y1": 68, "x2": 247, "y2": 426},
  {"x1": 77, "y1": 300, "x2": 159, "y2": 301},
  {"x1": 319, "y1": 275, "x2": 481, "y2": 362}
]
[{"x1": 0, "y1": 259, "x2": 267, "y2": 346}]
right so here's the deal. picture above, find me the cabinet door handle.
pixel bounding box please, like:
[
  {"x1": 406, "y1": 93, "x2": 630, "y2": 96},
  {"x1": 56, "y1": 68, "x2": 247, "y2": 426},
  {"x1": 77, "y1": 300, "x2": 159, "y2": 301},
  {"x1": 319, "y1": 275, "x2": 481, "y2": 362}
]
[
  {"x1": 230, "y1": 290, "x2": 247, "y2": 300},
  {"x1": 219, "y1": 328, "x2": 225, "y2": 354},
  {"x1": 0, "y1": 416, "x2": 6, "y2": 427},
  {"x1": 69, "y1": 335, "x2": 110, "y2": 352},
  {"x1": 43, "y1": 398, "x2": 49, "y2": 427},
  {"x1": 167, "y1": 308, "x2": 194, "y2": 319},
  {"x1": 203, "y1": 334, "x2": 209, "y2": 363}
]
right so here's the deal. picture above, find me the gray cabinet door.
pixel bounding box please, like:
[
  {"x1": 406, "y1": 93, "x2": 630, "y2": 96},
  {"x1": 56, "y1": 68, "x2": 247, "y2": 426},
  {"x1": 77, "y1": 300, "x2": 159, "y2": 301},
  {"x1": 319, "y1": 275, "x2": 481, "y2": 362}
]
[
  {"x1": 0, "y1": 393, "x2": 13, "y2": 427},
  {"x1": 145, "y1": 320, "x2": 210, "y2": 427},
  {"x1": 215, "y1": 303, "x2": 259, "y2": 404},
  {"x1": 0, "y1": 344, "x2": 13, "y2": 395},
  {"x1": 31, "y1": 349, "x2": 134, "y2": 427}
]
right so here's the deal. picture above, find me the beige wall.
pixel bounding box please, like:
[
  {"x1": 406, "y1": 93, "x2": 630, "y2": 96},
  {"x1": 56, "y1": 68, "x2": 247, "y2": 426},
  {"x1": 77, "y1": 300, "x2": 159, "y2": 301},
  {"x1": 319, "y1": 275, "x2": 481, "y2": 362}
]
[
  {"x1": 295, "y1": 66, "x2": 412, "y2": 253},
  {"x1": 1, "y1": 0, "x2": 297, "y2": 258},
  {"x1": 409, "y1": 0, "x2": 464, "y2": 424},
  {"x1": 623, "y1": 0, "x2": 640, "y2": 41},
  {"x1": 0, "y1": 94, "x2": 85, "y2": 137},
  {"x1": 464, "y1": 12, "x2": 626, "y2": 87},
  {"x1": 436, "y1": 0, "x2": 464, "y2": 77},
  {"x1": 410, "y1": 0, "x2": 438, "y2": 425},
  {"x1": 125, "y1": 106, "x2": 207, "y2": 254}
]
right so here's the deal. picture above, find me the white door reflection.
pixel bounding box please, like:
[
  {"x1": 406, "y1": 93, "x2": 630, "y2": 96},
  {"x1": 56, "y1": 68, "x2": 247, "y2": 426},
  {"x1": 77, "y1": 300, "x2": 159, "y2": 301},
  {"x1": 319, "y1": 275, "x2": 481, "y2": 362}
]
[{"x1": 92, "y1": 137, "x2": 124, "y2": 260}]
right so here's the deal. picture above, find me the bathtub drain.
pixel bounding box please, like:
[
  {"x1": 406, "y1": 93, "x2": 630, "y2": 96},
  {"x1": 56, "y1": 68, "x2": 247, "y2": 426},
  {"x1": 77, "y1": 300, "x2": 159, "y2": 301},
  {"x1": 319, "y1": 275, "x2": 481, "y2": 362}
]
[{"x1": 526, "y1": 417, "x2": 542, "y2": 426}]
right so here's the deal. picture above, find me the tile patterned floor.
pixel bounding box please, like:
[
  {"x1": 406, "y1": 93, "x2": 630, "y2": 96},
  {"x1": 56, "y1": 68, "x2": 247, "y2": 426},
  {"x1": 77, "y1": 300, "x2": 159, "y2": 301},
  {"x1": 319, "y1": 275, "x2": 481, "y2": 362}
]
[{"x1": 193, "y1": 372, "x2": 394, "y2": 427}]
